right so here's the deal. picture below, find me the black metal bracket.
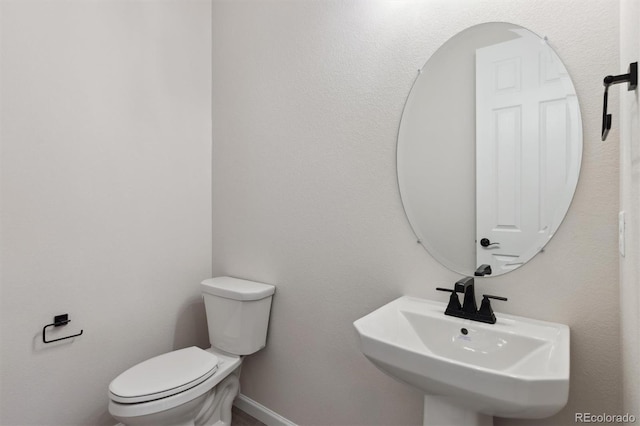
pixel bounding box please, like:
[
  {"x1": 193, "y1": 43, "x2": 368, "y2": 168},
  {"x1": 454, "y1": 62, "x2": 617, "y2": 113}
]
[
  {"x1": 602, "y1": 62, "x2": 637, "y2": 141},
  {"x1": 42, "y1": 314, "x2": 83, "y2": 344}
]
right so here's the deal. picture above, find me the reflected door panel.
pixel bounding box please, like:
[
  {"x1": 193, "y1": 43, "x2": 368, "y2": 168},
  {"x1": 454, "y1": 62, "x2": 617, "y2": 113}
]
[{"x1": 476, "y1": 36, "x2": 571, "y2": 273}]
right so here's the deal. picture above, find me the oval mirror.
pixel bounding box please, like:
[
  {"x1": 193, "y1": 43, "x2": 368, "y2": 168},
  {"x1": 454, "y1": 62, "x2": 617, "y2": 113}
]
[{"x1": 397, "y1": 22, "x2": 582, "y2": 277}]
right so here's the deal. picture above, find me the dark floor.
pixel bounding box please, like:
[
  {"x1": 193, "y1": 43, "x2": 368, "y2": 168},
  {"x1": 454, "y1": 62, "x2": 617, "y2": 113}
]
[{"x1": 232, "y1": 406, "x2": 267, "y2": 426}]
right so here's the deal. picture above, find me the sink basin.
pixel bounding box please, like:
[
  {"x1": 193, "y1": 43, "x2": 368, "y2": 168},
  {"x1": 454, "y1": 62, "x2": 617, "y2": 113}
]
[{"x1": 353, "y1": 296, "x2": 569, "y2": 420}]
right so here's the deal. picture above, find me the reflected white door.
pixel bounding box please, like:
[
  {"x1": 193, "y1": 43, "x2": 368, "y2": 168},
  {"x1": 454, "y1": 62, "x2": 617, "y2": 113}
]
[{"x1": 476, "y1": 35, "x2": 572, "y2": 274}]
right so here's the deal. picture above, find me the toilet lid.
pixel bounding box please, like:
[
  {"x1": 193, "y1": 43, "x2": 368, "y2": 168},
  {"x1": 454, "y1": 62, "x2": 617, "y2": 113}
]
[{"x1": 109, "y1": 347, "x2": 218, "y2": 403}]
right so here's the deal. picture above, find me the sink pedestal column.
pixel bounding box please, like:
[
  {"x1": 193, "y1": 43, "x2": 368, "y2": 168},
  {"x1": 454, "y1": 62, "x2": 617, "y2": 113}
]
[{"x1": 423, "y1": 396, "x2": 492, "y2": 426}]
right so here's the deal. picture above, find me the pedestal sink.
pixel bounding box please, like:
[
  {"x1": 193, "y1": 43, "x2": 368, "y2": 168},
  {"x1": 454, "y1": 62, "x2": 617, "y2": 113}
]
[{"x1": 353, "y1": 296, "x2": 569, "y2": 426}]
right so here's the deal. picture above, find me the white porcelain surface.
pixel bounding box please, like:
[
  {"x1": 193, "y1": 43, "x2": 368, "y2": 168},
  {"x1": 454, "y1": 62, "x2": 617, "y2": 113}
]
[
  {"x1": 202, "y1": 277, "x2": 274, "y2": 355},
  {"x1": 110, "y1": 347, "x2": 218, "y2": 403},
  {"x1": 353, "y1": 296, "x2": 570, "y2": 419},
  {"x1": 201, "y1": 277, "x2": 275, "y2": 301},
  {"x1": 109, "y1": 348, "x2": 241, "y2": 421}
]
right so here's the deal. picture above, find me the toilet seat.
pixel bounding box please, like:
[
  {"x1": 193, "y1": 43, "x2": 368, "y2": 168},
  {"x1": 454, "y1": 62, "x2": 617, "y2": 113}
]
[
  {"x1": 108, "y1": 348, "x2": 242, "y2": 420},
  {"x1": 109, "y1": 347, "x2": 218, "y2": 404}
]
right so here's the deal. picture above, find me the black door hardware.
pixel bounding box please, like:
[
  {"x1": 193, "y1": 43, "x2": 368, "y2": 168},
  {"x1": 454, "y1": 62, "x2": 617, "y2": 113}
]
[{"x1": 479, "y1": 238, "x2": 499, "y2": 247}]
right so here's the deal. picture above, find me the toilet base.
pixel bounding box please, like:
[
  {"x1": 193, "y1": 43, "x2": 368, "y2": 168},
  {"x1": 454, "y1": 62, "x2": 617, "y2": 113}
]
[
  {"x1": 195, "y1": 371, "x2": 240, "y2": 426},
  {"x1": 112, "y1": 392, "x2": 210, "y2": 426}
]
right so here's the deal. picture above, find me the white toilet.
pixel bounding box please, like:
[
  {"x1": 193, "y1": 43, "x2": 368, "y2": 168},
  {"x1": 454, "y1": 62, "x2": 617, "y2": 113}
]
[{"x1": 108, "y1": 277, "x2": 275, "y2": 426}]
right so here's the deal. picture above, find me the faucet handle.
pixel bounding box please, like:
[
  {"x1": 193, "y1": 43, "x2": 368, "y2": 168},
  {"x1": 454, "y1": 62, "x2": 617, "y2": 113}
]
[
  {"x1": 436, "y1": 287, "x2": 462, "y2": 313},
  {"x1": 483, "y1": 294, "x2": 507, "y2": 302},
  {"x1": 477, "y1": 294, "x2": 508, "y2": 324}
]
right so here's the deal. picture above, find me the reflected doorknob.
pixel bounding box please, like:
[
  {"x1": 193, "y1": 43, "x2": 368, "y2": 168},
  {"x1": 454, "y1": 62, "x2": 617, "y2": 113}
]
[{"x1": 480, "y1": 238, "x2": 500, "y2": 247}]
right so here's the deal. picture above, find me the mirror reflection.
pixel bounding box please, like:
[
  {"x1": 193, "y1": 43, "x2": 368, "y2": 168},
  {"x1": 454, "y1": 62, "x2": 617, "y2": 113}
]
[{"x1": 397, "y1": 23, "x2": 582, "y2": 277}]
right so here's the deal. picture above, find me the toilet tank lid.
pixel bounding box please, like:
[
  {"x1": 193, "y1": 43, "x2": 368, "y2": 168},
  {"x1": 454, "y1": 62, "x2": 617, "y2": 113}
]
[{"x1": 201, "y1": 277, "x2": 275, "y2": 301}]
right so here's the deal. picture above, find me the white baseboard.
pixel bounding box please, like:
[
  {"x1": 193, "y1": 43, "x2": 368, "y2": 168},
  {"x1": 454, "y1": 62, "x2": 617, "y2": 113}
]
[{"x1": 234, "y1": 393, "x2": 297, "y2": 426}]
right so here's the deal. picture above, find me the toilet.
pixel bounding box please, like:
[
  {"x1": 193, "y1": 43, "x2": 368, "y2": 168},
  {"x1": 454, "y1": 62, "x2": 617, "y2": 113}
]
[{"x1": 108, "y1": 277, "x2": 275, "y2": 426}]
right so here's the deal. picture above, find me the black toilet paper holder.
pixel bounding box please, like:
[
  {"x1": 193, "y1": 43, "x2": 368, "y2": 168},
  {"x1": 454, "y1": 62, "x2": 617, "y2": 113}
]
[{"x1": 42, "y1": 313, "x2": 83, "y2": 344}]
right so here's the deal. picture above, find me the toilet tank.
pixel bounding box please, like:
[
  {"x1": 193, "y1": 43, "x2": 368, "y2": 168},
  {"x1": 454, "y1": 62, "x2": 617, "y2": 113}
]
[{"x1": 200, "y1": 277, "x2": 275, "y2": 355}]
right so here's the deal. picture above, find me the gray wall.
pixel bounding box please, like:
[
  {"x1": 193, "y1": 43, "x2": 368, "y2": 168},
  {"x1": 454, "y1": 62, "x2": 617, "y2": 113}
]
[
  {"x1": 0, "y1": 1, "x2": 212, "y2": 424},
  {"x1": 212, "y1": 1, "x2": 621, "y2": 425}
]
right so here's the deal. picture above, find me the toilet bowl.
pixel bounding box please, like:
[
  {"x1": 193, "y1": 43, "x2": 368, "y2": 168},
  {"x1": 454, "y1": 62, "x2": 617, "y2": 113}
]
[
  {"x1": 109, "y1": 347, "x2": 242, "y2": 426},
  {"x1": 108, "y1": 277, "x2": 275, "y2": 426}
]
